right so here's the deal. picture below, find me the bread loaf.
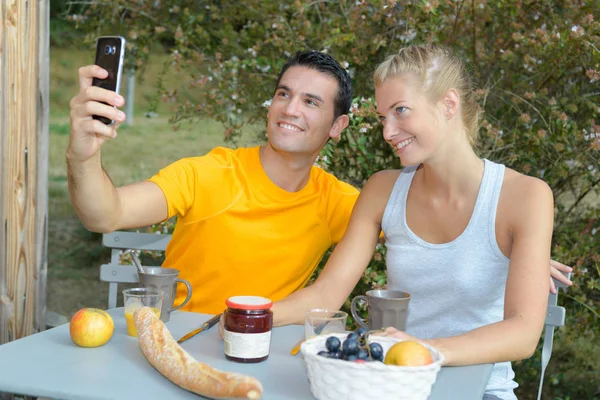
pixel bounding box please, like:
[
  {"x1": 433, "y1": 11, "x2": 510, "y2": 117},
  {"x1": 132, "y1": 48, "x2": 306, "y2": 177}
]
[{"x1": 133, "y1": 307, "x2": 263, "y2": 399}]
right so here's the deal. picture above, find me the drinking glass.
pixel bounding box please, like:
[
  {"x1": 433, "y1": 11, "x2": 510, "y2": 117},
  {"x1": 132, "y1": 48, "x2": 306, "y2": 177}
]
[{"x1": 122, "y1": 288, "x2": 164, "y2": 337}]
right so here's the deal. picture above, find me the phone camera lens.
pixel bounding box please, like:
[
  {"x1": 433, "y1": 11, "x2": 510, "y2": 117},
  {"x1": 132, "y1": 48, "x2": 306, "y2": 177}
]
[{"x1": 104, "y1": 45, "x2": 116, "y2": 55}]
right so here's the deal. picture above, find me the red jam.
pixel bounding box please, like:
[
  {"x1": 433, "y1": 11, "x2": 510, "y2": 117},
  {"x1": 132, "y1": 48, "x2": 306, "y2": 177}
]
[{"x1": 223, "y1": 296, "x2": 273, "y2": 363}]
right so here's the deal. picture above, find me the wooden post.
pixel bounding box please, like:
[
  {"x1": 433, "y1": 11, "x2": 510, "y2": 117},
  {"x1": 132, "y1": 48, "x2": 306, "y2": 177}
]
[
  {"x1": 125, "y1": 69, "x2": 135, "y2": 126},
  {"x1": 0, "y1": 0, "x2": 49, "y2": 346}
]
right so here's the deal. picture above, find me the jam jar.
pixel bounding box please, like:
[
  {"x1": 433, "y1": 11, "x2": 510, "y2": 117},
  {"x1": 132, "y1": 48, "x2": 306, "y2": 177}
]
[{"x1": 223, "y1": 296, "x2": 273, "y2": 363}]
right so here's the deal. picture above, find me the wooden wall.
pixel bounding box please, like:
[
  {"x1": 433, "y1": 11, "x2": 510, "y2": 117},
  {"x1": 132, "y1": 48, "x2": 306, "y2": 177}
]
[{"x1": 0, "y1": 0, "x2": 49, "y2": 345}]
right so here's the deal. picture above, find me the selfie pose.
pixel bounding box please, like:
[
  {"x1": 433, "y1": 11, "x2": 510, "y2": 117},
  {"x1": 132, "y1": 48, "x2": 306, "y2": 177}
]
[
  {"x1": 273, "y1": 44, "x2": 554, "y2": 400},
  {"x1": 68, "y1": 50, "x2": 358, "y2": 314},
  {"x1": 69, "y1": 39, "x2": 568, "y2": 325}
]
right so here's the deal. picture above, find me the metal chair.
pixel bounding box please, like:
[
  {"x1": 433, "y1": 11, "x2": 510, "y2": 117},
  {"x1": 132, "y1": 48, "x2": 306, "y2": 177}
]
[
  {"x1": 100, "y1": 231, "x2": 172, "y2": 309},
  {"x1": 538, "y1": 270, "x2": 572, "y2": 400}
]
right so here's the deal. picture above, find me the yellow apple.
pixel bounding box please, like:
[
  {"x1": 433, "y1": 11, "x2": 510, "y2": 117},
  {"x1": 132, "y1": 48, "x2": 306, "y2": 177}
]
[
  {"x1": 384, "y1": 340, "x2": 433, "y2": 366},
  {"x1": 69, "y1": 308, "x2": 114, "y2": 348}
]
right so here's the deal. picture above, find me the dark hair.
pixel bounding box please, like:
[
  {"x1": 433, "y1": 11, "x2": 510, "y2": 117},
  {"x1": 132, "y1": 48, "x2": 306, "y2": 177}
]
[{"x1": 275, "y1": 50, "x2": 353, "y2": 120}]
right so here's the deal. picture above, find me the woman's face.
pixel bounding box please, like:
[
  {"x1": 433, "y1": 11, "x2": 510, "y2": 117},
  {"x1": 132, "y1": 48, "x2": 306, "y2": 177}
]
[{"x1": 375, "y1": 76, "x2": 445, "y2": 166}]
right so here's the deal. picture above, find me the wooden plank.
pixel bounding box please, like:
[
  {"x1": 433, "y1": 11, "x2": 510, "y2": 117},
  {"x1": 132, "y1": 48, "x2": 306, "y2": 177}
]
[
  {"x1": 0, "y1": 0, "x2": 6, "y2": 352},
  {"x1": 22, "y1": 0, "x2": 37, "y2": 340},
  {"x1": 0, "y1": 0, "x2": 47, "y2": 345},
  {"x1": 35, "y1": 0, "x2": 49, "y2": 335},
  {"x1": 1, "y1": 0, "x2": 21, "y2": 346}
]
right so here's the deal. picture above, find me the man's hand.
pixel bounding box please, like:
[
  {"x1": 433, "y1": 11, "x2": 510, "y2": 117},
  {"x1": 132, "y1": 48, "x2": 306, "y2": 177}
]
[
  {"x1": 550, "y1": 259, "x2": 573, "y2": 294},
  {"x1": 67, "y1": 65, "x2": 126, "y2": 163}
]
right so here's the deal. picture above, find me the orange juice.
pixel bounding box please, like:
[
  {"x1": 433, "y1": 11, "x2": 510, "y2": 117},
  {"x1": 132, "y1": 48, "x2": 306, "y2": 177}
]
[{"x1": 125, "y1": 307, "x2": 160, "y2": 337}]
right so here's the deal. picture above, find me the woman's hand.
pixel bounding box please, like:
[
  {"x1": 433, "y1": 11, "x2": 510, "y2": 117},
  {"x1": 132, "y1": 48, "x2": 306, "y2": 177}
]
[
  {"x1": 550, "y1": 259, "x2": 573, "y2": 294},
  {"x1": 375, "y1": 327, "x2": 420, "y2": 342}
]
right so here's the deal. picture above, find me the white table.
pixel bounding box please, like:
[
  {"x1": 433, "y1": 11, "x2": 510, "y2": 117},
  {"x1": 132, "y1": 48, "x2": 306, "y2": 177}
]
[{"x1": 0, "y1": 308, "x2": 492, "y2": 399}]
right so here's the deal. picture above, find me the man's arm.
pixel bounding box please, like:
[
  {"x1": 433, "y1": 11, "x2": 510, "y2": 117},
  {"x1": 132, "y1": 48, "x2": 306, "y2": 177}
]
[{"x1": 67, "y1": 65, "x2": 168, "y2": 233}]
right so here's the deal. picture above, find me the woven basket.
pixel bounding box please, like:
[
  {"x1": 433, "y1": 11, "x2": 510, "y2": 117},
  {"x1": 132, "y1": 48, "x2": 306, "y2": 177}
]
[{"x1": 300, "y1": 333, "x2": 444, "y2": 400}]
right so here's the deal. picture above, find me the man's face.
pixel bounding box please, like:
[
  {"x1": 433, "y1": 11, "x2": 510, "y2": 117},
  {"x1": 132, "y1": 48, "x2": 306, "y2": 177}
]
[{"x1": 266, "y1": 66, "x2": 343, "y2": 157}]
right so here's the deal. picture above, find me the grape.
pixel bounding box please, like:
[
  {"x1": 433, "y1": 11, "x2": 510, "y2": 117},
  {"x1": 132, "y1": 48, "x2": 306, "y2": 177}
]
[
  {"x1": 325, "y1": 336, "x2": 341, "y2": 353},
  {"x1": 319, "y1": 332, "x2": 385, "y2": 363},
  {"x1": 369, "y1": 343, "x2": 384, "y2": 361},
  {"x1": 357, "y1": 349, "x2": 369, "y2": 360},
  {"x1": 355, "y1": 327, "x2": 368, "y2": 336},
  {"x1": 342, "y1": 338, "x2": 359, "y2": 355}
]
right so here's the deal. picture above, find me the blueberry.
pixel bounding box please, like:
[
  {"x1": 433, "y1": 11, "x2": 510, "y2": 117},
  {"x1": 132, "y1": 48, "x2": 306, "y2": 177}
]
[
  {"x1": 325, "y1": 336, "x2": 341, "y2": 353},
  {"x1": 317, "y1": 350, "x2": 330, "y2": 358},
  {"x1": 355, "y1": 327, "x2": 368, "y2": 336},
  {"x1": 342, "y1": 339, "x2": 359, "y2": 355},
  {"x1": 347, "y1": 332, "x2": 360, "y2": 341},
  {"x1": 346, "y1": 355, "x2": 358, "y2": 362},
  {"x1": 369, "y1": 343, "x2": 384, "y2": 360}
]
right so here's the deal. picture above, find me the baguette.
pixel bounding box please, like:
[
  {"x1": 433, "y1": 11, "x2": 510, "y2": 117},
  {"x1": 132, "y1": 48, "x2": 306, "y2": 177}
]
[{"x1": 133, "y1": 307, "x2": 263, "y2": 399}]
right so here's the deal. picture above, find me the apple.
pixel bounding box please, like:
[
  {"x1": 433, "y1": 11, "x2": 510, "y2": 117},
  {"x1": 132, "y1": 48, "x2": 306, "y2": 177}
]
[{"x1": 69, "y1": 308, "x2": 114, "y2": 348}]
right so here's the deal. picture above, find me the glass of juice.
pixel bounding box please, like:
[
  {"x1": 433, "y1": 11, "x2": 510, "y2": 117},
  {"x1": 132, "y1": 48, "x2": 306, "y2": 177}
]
[
  {"x1": 304, "y1": 309, "x2": 348, "y2": 340},
  {"x1": 122, "y1": 288, "x2": 164, "y2": 337}
]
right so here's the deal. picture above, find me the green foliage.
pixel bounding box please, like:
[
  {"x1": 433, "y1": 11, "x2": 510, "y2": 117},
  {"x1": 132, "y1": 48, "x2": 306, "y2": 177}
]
[
  {"x1": 50, "y1": 0, "x2": 86, "y2": 47},
  {"x1": 67, "y1": 1, "x2": 600, "y2": 397}
]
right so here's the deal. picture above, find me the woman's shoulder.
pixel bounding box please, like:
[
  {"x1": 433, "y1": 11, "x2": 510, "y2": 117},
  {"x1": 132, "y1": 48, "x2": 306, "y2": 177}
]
[
  {"x1": 354, "y1": 170, "x2": 402, "y2": 224},
  {"x1": 501, "y1": 167, "x2": 554, "y2": 221},
  {"x1": 503, "y1": 167, "x2": 552, "y2": 198},
  {"x1": 365, "y1": 169, "x2": 403, "y2": 191},
  {"x1": 357, "y1": 169, "x2": 403, "y2": 214}
]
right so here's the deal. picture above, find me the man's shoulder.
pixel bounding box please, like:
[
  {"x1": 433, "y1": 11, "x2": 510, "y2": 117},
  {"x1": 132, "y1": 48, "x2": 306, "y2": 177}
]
[{"x1": 311, "y1": 166, "x2": 359, "y2": 197}]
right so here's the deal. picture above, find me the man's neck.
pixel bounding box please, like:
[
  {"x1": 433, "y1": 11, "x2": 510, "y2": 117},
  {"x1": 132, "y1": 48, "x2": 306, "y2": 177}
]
[{"x1": 259, "y1": 144, "x2": 317, "y2": 192}]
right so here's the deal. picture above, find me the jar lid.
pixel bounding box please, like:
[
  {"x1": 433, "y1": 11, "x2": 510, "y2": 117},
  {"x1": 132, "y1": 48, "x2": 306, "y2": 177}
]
[{"x1": 226, "y1": 296, "x2": 273, "y2": 310}]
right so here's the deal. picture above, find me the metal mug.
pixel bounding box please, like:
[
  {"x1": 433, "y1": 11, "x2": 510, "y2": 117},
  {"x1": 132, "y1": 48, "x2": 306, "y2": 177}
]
[
  {"x1": 137, "y1": 267, "x2": 192, "y2": 322},
  {"x1": 350, "y1": 289, "x2": 410, "y2": 331}
]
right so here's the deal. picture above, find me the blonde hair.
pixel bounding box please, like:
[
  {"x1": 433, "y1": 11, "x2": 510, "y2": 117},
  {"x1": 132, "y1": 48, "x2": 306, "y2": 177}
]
[{"x1": 374, "y1": 45, "x2": 479, "y2": 145}]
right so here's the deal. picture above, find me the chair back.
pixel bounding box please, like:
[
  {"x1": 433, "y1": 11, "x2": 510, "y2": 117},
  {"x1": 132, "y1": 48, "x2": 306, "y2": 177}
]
[
  {"x1": 538, "y1": 270, "x2": 572, "y2": 400},
  {"x1": 100, "y1": 231, "x2": 172, "y2": 309}
]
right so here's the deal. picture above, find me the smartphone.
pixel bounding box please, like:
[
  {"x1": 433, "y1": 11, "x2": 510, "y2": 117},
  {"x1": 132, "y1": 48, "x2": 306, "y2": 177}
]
[{"x1": 92, "y1": 36, "x2": 126, "y2": 125}]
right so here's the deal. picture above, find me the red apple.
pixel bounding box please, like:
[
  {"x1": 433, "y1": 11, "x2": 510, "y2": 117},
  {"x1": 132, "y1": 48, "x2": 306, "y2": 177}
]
[{"x1": 69, "y1": 308, "x2": 114, "y2": 348}]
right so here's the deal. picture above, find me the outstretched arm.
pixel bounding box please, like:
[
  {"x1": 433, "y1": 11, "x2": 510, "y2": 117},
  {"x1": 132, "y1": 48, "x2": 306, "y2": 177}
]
[{"x1": 67, "y1": 65, "x2": 168, "y2": 232}]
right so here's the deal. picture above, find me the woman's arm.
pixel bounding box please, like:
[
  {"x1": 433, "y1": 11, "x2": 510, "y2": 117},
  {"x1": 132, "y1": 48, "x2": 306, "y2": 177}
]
[
  {"x1": 384, "y1": 175, "x2": 554, "y2": 366},
  {"x1": 272, "y1": 170, "x2": 400, "y2": 326}
]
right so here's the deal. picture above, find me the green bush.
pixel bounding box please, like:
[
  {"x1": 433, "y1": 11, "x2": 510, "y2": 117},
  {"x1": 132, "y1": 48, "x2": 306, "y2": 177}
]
[{"x1": 68, "y1": 1, "x2": 599, "y2": 397}]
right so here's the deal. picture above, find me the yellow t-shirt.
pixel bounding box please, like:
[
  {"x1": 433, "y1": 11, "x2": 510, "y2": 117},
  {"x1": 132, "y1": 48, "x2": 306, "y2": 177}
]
[{"x1": 148, "y1": 146, "x2": 359, "y2": 314}]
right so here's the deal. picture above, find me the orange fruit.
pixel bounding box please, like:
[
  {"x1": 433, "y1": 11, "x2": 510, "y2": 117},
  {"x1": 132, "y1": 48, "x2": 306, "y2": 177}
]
[{"x1": 384, "y1": 340, "x2": 433, "y2": 366}]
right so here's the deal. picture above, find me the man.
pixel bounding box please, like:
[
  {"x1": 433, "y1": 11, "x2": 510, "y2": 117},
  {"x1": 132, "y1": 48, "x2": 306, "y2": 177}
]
[
  {"x1": 68, "y1": 50, "x2": 572, "y2": 317},
  {"x1": 68, "y1": 51, "x2": 358, "y2": 314}
]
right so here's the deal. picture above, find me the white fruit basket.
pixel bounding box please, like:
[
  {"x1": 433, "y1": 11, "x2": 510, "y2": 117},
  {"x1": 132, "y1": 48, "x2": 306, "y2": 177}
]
[{"x1": 300, "y1": 333, "x2": 444, "y2": 400}]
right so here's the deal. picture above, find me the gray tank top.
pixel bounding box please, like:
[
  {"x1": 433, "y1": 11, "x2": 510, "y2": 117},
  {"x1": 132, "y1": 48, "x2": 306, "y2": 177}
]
[{"x1": 382, "y1": 159, "x2": 518, "y2": 399}]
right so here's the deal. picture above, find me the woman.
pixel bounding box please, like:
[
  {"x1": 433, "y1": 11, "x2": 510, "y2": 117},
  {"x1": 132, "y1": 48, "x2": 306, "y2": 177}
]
[{"x1": 272, "y1": 45, "x2": 554, "y2": 399}]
